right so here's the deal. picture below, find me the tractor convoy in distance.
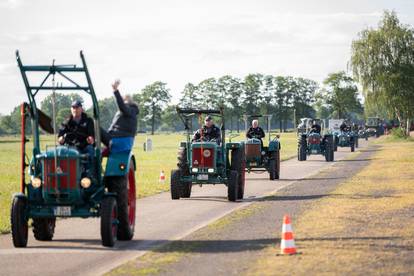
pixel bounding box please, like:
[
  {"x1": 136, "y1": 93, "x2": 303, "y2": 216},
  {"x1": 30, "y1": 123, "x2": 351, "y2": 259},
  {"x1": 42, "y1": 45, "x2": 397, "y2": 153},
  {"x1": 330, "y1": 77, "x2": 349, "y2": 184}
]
[{"x1": 10, "y1": 52, "x2": 385, "y2": 249}]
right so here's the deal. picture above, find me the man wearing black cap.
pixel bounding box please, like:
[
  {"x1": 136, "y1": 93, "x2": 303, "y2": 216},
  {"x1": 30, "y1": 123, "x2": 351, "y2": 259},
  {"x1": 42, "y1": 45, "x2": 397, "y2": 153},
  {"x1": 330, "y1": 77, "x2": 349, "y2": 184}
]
[
  {"x1": 192, "y1": 115, "x2": 221, "y2": 144},
  {"x1": 58, "y1": 100, "x2": 95, "y2": 170}
]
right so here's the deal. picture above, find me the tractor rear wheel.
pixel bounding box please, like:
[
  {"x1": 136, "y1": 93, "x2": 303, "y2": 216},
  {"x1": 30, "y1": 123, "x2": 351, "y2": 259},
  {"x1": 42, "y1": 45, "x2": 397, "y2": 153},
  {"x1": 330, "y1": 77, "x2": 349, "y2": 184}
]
[
  {"x1": 11, "y1": 196, "x2": 28, "y2": 248},
  {"x1": 325, "y1": 136, "x2": 334, "y2": 162},
  {"x1": 298, "y1": 136, "x2": 307, "y2": 161},
  {"x1": 227, "y1": 170, "x2": 239, "y2": 202},
  {"x1": 334, "y1": 136, "x2": 338, "y2": 151},
  {"x1": 33, "y1": 218, "x2": 56, "y2": 241},
  {"x1": 274, "y1": 150, "x2": 280, "y2": 179},
  {"x1": 231, "y1": 146, "x2": 246, "y2": 199},
  {"x1": 101, "y1": 196, "x2": 118, "y2": 247},
  {"x1": 355, "y1": 137, "x2": 359, "y2": 148},
  {"x1": 351, "y1": 141, "x2": 355, "y2": 152},
  {"x1": 181, "y1": 182, "x2": 192, "y2": 198},
  {"x1": 269, "y1": 159, "x2": 276, "y2": 180},
  {"x1": 170, "y1": 169, "x2": 181, "y2": 200}
]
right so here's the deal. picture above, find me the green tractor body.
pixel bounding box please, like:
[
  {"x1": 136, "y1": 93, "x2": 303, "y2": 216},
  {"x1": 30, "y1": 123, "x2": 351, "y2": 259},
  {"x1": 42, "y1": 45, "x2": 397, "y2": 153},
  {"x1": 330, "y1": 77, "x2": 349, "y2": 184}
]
[
  {"x1": 243, "y1": 115, "x2": 281, "y2": 180},
  {"x1": 171, "y1": 108, "x2": 246, "y2": 202},
  {"x1": 297, "y1": 118, "x2": 334, "y2": 162},
  {"x1": 11, "y1": 51, "x2": 137, "y2": 248}
]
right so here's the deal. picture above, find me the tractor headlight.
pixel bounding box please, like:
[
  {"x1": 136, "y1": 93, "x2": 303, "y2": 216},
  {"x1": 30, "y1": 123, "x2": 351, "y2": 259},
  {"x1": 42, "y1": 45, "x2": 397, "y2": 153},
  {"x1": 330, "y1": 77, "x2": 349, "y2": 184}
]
[
  {"x1": 192, "y1": 168, "x2": 198, "y2": 173},
  {"x1": 207, "y1": 168, "x2": 215, "y2": 173},
  {"x1": 80, "y1": 177, "x2": 91, "y2": 189},
  {"x1": 31, "y1": 177, "x2": 42, "y2": 188},
  {"x1": 119, "y1": 163, "x2": 126, "y2": 171}
]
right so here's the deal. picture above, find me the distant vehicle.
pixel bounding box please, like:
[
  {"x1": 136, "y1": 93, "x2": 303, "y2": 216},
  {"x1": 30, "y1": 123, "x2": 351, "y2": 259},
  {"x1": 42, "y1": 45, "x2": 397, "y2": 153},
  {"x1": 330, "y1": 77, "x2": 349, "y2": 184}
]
[
  {"x1": 170, "y1": 108, "x2": 245, "y2": 202},
  {"x1": 243, "y1": 114, "x2": 281, "y2": 180},
  {"x1": 297, "y1": 118, "x2": 334, "y2": 162},
  {"x1": 365, "y1": 117, "x2": 384, "y2": 137}
]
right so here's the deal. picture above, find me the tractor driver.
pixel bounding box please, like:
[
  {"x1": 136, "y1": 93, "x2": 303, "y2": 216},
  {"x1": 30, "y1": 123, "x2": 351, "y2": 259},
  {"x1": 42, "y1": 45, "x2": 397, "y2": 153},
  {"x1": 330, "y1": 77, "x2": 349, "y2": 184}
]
[
  {"x1": 58, "y1": 100, "x2": 95, "y2": 171},
  {"x1": 246, "y1": 119, "x2": 265, "y2": 147},
  {"x1": 192, "y1": 115, "x2": 221, "y2": 144},
  {"x1": 340, "y1": 121, "x2": 348, "y2": 132},
  {"x1": 310, "y1": 120, "x2": 321, "y2": 134}
]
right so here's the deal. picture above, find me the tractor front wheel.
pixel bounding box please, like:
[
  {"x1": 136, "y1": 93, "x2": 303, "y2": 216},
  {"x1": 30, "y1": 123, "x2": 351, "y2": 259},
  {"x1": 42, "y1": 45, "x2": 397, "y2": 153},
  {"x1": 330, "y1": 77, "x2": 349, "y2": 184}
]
[
  {"x1": 33, "y1": 218, "x2": 56, "y2": 241},
  {"x1": 227, "y1": 170, "x2": 239, "y2": 202},
  {"x1": 181, "y1": 182, "x2": 192, "y2": 198},
  {"x1": 11, "y1": 196, "x2": 28, "y2": 248},
  {"x1": 269, "y1": 158, "x2": 276, "y2": 180},
  {"x1": 101, "y1": 197, "x2": 118, "y2": 247},
  {"x1": 170, "y1": 169, "x2": 181, "y2": 200},
  {"x1": 231, "y1": 146, "x2": 246, "y2": 200}
]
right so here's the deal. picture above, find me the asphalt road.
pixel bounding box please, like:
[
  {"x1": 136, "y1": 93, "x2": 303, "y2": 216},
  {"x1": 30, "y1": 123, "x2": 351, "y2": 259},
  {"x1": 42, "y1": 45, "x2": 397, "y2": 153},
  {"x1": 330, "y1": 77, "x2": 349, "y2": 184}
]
[{"x1": 0, "y1": 139, "x2": 370, "y2": 276}]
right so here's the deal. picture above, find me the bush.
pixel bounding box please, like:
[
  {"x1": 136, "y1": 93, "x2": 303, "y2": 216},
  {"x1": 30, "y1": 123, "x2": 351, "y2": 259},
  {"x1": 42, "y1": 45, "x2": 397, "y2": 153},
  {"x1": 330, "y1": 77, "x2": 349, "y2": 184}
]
[{"x1": 390, "y1": 127, "x2": 407, "y2": 139}]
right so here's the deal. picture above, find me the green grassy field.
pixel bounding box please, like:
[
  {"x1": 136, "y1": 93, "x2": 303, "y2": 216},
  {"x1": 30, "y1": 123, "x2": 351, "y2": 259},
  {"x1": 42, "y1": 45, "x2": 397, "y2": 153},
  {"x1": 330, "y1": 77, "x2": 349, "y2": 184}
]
[{"x1": 0, "y1": 132, "x2": 297, "y2": 234}]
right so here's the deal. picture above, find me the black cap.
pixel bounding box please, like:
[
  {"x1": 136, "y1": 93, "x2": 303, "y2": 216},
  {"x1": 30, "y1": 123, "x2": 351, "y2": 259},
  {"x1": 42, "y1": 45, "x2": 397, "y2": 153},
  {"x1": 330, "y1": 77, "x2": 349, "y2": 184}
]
[
  {"x1": 205, "y1": 115, "x2": 212, "y2": 121},
  {"x1": 71, "y1": 100, "x2": 83, "y2": 108}
]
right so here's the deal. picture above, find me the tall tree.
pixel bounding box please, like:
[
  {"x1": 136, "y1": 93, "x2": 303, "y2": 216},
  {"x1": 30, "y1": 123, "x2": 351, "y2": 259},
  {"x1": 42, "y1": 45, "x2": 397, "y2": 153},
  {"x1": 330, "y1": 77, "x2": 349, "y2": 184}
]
[
  {"x1": 241, "y1": 73, "x2": 263, "y2": 115},
  {"x1": 318, "y1": 71, "x2": 362, "y2": 119},
  {"x1": 218, "y1": 75, "x2": 243, "y2": 131},
  {"x1": 350, "y1": 10, "x2": 414, "y2": 134},
  {"x1": 179, "y1": 82, "x2": 201, "y2": 109},
  {"x1": 137, "y1": 81, "x2": 171, "y2": 135}
]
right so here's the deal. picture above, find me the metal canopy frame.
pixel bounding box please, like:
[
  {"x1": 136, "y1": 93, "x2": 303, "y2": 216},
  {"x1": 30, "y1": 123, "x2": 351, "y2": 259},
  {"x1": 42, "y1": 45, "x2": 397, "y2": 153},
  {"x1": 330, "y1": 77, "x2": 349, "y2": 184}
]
[{"x1": 16, "y1": 50, "x2": 101, "y2": 152}]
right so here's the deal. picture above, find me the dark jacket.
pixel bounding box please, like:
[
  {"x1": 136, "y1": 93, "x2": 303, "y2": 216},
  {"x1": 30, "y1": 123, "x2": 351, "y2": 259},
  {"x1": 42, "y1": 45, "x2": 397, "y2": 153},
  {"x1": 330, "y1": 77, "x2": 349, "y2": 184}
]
[
  {"x1": 246, "y1": 127, "x2": 265, "y2": 139},
  {"x1": 310, "y1": 124, "x2": 321, "y2": 134},
  {"x1": 192, "y1": 124, "x2": 221, "y2": 144},
  {"x1": 340, "y1": 123, "x2": 348, "y2": 132},
  {"x1": 58, "y1": 112, "x2": 94, "y2": 149},
  {"x1": 108, "y1": 90, "x2": 139, "y2": 137}
]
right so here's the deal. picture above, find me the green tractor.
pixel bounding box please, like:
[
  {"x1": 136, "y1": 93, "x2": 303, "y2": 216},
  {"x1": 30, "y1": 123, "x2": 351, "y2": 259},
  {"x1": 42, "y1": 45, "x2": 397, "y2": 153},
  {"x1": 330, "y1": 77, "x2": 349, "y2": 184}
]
[
  {"x1": 170, "y1": 108, "x2": 245, "y2": 202},
  {"x1": 243, "y1": 115, "x2": 281, "y2": 180},
  {"x1": 365, "y1": 117, "x2": 384, "y2": 138},
  {"x1": 297, "y1": 118, "x2": 334, "y2": 162},
  {"x1": 11, "y1": 51, "x2": 136, "y2": 248}
]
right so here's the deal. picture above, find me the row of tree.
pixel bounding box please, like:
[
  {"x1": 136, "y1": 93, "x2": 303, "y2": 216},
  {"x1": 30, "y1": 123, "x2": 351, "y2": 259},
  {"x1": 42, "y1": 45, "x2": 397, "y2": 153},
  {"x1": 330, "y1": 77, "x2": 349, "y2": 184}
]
[{"x1": 0, "y1": 72, "x2": 363, "y2": 135}]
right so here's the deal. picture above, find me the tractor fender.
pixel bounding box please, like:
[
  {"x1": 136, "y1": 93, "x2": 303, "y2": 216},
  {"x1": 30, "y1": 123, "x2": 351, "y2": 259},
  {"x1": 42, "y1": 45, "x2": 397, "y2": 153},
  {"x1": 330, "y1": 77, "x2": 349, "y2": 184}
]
[
  {"x1": 12, "y1": 193, "x2": 27, "y2": 201},
  {"x1": 104, "y1": 151, "x2": 134, "y2": 177},
  {"x1": 268, "y1": 140, "x2": 280, "y2": 151}
]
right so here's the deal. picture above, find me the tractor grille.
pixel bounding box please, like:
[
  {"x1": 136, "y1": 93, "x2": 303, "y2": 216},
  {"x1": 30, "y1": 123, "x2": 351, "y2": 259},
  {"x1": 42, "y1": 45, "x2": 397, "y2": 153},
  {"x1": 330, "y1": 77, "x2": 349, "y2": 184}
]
[
  {"x1": 192, "y1": 148, "x2": 214, "y2": 168},
  {"x1": 308, "y1": 136, "x2": 321, "y2": 145},
  {"x1": 43, "y1": 158, "x2": 77, "y2": 192},
  {"x1": 245, "y1": 143, "x2": 261, "y2": 158}
]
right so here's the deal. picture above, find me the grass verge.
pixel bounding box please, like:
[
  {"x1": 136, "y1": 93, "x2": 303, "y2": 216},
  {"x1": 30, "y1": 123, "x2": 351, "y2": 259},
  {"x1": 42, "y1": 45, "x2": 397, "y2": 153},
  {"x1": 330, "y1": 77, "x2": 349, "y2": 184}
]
[{"x1": 247, "y1": 138, "x2": 414, "y2": 275}]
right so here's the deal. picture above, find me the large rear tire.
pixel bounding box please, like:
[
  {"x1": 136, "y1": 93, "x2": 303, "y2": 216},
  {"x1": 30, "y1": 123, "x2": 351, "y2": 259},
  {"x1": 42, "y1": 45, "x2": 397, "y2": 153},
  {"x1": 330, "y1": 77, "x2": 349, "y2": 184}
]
[
  {"x1": 325, "y1": 136, "x2": 334, "y2": 162},
  {"x1": 227, "y1": 170, "x2": 238, "y2": 202},
  {"x1": 274, "y1": 150, "x2": 280, "y2": 179},
  {"x1": 170, "y1": 169, "x2": 181, "y2": 200},
  {"x1": 101, "y1": 197, "x2": 118, "y2": 247},
  {"x1": 298, "y1": 135, "x2": 307, "y2": 161},
  {"x1": 355, "y1": 136, "x2": 359, "y2": 148},
  {"x1": 11, "y1": 196, "x2": 28, "y2": 248},
  {"x1": 32, "y1": 218, "x2": 56, "y2": 241},
  {"x1": 334, "y1": 136, "x2": 338, "y2": 152},
  {"x1": 231, "y1": 146, "x2": 246, "y2": 199}
]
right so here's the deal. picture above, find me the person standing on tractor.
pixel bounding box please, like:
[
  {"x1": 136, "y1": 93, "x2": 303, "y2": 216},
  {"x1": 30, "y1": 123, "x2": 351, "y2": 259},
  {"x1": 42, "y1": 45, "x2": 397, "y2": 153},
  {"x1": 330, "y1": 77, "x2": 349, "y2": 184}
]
[
  {"x1": 58, "y1": 100, "x2": 95, "y2": 172},
  {"x1": 101, "y1": 79, "x2": 139, "y2": 147},
  {"x1": 192, "y1": 115, "x2": 221, "y2": 144}
]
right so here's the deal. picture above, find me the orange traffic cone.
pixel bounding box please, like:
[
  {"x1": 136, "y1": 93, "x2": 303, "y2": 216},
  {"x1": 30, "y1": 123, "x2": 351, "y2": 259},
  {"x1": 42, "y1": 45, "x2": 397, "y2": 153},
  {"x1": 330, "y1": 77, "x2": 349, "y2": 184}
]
[
  {"x1": 159, "y1": 170, "x2": 166, "y2": 182},
  {"x1": 280, "y1": 215, "x2": 297, "y2": 255}
]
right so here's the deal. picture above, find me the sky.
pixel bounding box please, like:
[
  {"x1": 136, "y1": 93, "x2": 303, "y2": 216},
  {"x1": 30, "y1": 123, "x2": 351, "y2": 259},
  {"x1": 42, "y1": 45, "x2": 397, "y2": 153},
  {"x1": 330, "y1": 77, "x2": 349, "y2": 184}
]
[{"x1": 0, "y1": 0, "x2": 413, "y2": 114}]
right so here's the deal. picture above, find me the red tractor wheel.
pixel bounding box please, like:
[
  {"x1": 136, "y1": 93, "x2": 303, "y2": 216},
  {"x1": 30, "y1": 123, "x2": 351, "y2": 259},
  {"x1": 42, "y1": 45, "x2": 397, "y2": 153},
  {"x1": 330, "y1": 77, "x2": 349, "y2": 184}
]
[{"x1": 126, "y1": 161, "x2": 136, "y2": 238}]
